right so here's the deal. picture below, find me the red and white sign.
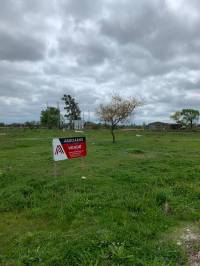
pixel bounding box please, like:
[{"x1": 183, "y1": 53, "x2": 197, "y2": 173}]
[{"x1": 52, "y1": 137, "x2": 87, "y2": 161}]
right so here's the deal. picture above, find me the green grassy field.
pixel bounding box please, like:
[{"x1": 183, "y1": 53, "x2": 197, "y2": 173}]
[{"x1": 0, "y1": 129, "x2": 200, "y2": 265}]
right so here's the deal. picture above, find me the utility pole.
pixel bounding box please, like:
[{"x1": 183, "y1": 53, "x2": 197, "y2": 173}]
[
  {"x1": 82, "y1": 111, "x2": 85, "y2": 129},
  {"x1": 82, "y1": 111, "x2": 85, "y2": 122}
]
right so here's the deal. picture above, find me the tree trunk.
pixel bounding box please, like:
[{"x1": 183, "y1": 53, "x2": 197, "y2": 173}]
[
  {"x1": 190, "y1": 120, "x2": 193, "y2": 129},
  {"x1": 70, "y1": 119, "x2": 73, "y2": 130},
  {"x1": 111, "y1": 126, "x2": 116, "y2": 143}
]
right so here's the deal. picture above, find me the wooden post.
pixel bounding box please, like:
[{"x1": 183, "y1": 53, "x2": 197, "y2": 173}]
[
  {"x1": 53, "y1": 161, "x2": 57, "y2": 178},
  {"x1": 80, "y1": 157, "x2": 86, "y2": 172}
]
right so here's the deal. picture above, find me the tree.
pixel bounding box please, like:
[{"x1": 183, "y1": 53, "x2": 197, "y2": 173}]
[
  {"x1": 24, "y1": 121, "x2": 39, "y2": 129},
  {"x1": 170, "y1": 111, "x2": 182, "y2": 124},
  {"x1": 40, "y1": 107, "x2": 61, "y2": 129},
  {"x1": 62, "y1": 94, "x2": 81, "y2": 129},
  {"x1": 181, "y1": 109, "x2": 199, "y2": 129},
  {"x1": 170, "y1": 109, "x2": 200, "y2": 129},
  {"x1": 96, "y1": 94, "x2": 141, "y2": 143}
]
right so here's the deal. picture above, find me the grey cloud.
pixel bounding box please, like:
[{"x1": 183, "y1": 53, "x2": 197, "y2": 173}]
[
  {"x1": 58, "y1": 17, "x2": 112, "y2": 66},
  {"x1": 59, "y1": 38, "x2": 112, "y2": 66},
  {"x1": 60, "y1": 0, "x2": 102, "y2": 19},
  {"x1": 0, "y1": 29, "x2": 46, "y2": 62},
  {"x1": 100, "y1": 1, "x2": 200, "y2": 62},
  {"x1": 0, "y1": 0, "x2": 22, "y2": 26}
]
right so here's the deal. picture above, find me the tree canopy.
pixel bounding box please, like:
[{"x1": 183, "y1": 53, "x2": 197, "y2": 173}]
[
  {"x1": 96, "y1": 94, "x2": 141, "y2": 142},
  {"x1": 62, "y1": 94, "x2": 81, "y2": 129},
  {"x1": 181, "y1": 109, "x2": 199, "y2": 128},
  {"x1": 170, "y1": 111, "x2": 182, "y2": 124},
  {"x1": 171, "y1": 109, "x2": 199, "y2": 128},
  {"x1": 40, "y1": 107, "x2": 61, "y2": 129}
]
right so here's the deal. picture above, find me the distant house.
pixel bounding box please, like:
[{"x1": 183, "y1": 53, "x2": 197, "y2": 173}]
[
  {"x1": 73, "y1": 120, "x2": 84, "y2": 130},
  {"x1": 148, "y1": 122, "x2": 170, "y2": 130},
  {"x1": 64, "y1": 119, "x2": 84, "y2": 130},
  {"x1": 148, "y1": 122, "x2": 181, "y2": 130}
]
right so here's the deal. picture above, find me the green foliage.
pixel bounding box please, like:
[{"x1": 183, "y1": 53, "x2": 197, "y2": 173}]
[
  {"x1": 171, "y1": 109, "x2": 200, "y2": 128},
  {"x1": 24, "y1": 121, "x2": 39, "y2": 129},
  {"x1": 181, "y1": 109, "x2": 199, "y2": 128},
  {"x1": 155, "y1": 190, "x2": 168, "y2": 206},
  {"x1": 170, "y1": 111, "x2": 182, "y2": 124},
  {"x1": 40, "y1": 107, "x2": 61, "y2": 129},
  {"x1": 62, "y1": 94, "x2": 81, "y2": 128},
  {"x1": 126, "y1": 148, "x2": 145, "y2": 154},
  {"x1": 0, "y1": 129, "x2": 199, "y2": 265}
]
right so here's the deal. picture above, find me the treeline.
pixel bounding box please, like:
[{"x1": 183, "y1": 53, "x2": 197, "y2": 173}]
[
  {"x1": 0, "y1": 121, "x2": 144, "y2": 130},
  {"x1": 170, "y1": 109, "x2": 200, "y2": 129},
  {"x1": 0, "y1": 121, "x2": 40, "y2": 129},
  {"x1": 1, "y1": 92, "x2": 200, "y2": 143},
  {"x1": 0, "y1": 94, "x2": 82, "y2": 130}
]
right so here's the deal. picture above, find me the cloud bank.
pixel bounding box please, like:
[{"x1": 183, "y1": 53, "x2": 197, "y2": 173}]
[{"x1": 0, "y1": 0, "x2": 200, "y2": 123}]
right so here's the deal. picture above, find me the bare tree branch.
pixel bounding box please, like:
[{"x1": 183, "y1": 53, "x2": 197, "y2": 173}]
[{"x1": 96, "y1": 94, "x2": 142, "y2": 142}]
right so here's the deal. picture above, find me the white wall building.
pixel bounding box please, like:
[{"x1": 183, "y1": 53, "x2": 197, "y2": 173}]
[{"x1": 73, "y1": 120, "x2": 84, "y2": 130}]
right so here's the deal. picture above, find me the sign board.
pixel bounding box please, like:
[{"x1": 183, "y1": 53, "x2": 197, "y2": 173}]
[{"x1": 52, "y1": 137, "x2": 87, "y2": 161}]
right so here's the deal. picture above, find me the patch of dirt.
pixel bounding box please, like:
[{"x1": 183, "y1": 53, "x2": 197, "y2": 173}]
[
  {"x1": 176, "y1": 226, "x2": 200, "y2": 266},
  {"x1": 130, "y1": 154, "x2": 146, "y2": 159}
]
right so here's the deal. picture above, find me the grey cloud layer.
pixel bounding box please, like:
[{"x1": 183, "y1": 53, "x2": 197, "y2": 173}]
[
  {"x1": 0, "y1": 0, "x2": 200, "y2": 123},
  {"x1": 0, "y1": 30, "x2": 46, "y2": 61}
]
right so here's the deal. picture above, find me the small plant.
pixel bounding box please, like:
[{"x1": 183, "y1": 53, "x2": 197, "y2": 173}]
[
  {"x1": 126, "y1": 148, "x2": 145, "y2": 154},
  {"x1": 156, "y1": 191, "x2": 167, "y2": 206},
  {"x1": 105, "y1": 242, "x2": 134, "y2": 262}
]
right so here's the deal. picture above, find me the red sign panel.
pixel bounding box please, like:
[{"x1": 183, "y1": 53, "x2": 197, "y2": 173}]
[{"x1": 53, "y1": 137, "x2": 87, "y2": 161}]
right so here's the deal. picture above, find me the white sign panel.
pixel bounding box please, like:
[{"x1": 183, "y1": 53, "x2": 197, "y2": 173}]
[{"x1": 52, "y1": 138, "x2": 68, "y2": 161}]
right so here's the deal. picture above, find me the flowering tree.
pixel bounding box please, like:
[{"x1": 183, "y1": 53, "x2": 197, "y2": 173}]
[{"x1": 96, "y1": 94, "x2": 141, "y2": 143}]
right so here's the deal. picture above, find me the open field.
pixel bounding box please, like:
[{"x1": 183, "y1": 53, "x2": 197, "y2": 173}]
[{"x1": 0, "y1": 129, "x2": 200, "y2": 265}]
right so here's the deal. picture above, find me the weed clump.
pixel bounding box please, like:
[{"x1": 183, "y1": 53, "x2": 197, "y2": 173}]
[{"x1": 126, "y1": 149, "x2": 145, "y2": 154}]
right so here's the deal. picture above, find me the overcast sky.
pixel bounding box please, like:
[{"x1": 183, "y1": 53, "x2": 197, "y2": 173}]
[{"x1": 0, "y1": 0, "x2": 200, "y2": 124}]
